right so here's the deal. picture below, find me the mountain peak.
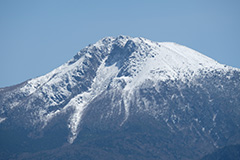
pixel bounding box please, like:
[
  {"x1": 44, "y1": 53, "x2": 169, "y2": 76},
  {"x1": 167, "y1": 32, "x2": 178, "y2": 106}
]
[
  {"x1": 86, "y1": 36, "x2": 231, "y2": 85},
  {"x1": 1, "y1": 36, "x2": 240, "y2": 160},
  {"x1": 1, "y1": 36, "x2": 239, "y2": 151}
]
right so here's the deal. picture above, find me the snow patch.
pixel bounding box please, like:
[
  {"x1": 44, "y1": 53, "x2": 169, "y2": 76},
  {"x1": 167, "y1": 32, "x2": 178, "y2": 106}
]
[
  {"x1": 0, "y1": 117, "x2": 6, "y2": 123},
  {"x1": 7, "y1": 35, "x2": 239, "y2": 144},
  {"x1": 66, "y1": 58, "x2": 120, "y2": 143},
  {"x1": 213, "y1": 113, "x2": 217, "y2": 122}
]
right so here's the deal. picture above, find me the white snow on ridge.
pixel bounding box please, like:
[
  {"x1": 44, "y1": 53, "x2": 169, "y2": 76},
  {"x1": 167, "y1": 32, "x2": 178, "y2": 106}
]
[
  {"x1": 65, "y1": 36, "x2": 238, "y2": 142},
  {"x1": 19, "y1": 36, "x2": 126, "y2": 98},
  {"x1": 20, "y1": 35, "x2": 234, "y2": 98},
  {"x1": 113, "y1": 37, "x2": 232, "y2": 92},
  {"x1": 8, "y1": 35, "x2": 239, "y2": 143},
  {"x1": 65, "y1": 57, "x2": 120, "y2": 143},
  {"x1": 0, "y1": 117, "x2": 6, "y2": 123}
]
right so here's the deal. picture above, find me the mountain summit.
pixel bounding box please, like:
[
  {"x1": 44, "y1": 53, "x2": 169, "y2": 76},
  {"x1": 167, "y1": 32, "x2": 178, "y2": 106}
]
[{"x1": 0, "y1": 36, "x2": 240, "y2": 160}]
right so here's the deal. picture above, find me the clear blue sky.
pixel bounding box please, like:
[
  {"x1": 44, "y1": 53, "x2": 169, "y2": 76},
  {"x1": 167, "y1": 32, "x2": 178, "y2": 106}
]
[{"x1": 0, "y1": 0, "x2": 240, "y2": 87}]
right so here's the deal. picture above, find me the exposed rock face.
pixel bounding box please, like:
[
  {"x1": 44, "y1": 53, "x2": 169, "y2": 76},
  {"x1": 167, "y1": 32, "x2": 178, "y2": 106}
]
[{"x1": 0, "y1": 36, "x2": 240, "y2": 160}]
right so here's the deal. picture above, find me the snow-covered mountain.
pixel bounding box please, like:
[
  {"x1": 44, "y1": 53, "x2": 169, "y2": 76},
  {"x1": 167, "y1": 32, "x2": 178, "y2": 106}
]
[{"x1": 0, "y1": 36, "x2": 240, "y2": 160}]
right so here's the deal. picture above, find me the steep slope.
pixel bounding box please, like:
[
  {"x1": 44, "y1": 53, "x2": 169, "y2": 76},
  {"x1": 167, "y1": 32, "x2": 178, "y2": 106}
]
[
  {"x1": 0, "y1": 36, "x2": 240, "y2": 160},
  {"x1": 201, "y1": 144, "x2": 240, "y2": 160}
]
